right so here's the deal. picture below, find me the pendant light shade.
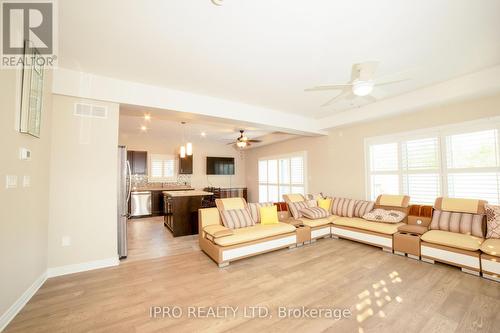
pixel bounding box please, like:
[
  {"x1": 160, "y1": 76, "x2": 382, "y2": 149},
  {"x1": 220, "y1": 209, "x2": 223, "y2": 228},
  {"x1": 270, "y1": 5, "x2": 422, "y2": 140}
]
[
  {"x1": 186, "y1": 142, "x2": 193, "y2": 156},
  {"x1": 180, "y1": 145, "x2": 186, "y2": 158}
]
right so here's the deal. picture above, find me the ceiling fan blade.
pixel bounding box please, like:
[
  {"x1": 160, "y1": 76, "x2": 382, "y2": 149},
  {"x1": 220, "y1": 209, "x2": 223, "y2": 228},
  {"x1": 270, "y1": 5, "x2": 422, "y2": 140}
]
[
  {"x1": 247, "y1": 139, "x2": 262, "y2": 143},
  {"x1": 304, "y1": 84, "x2": 352, "y2": 92},
  {"x1": 321, "y1": 90, "x2": 352, "y2": 107},
  {"x1": 226, "y1": 142, "x2": 236, "y2": 145},
  {"x1": 375, "y1": 78, "x2": 410, "y2": 86}
]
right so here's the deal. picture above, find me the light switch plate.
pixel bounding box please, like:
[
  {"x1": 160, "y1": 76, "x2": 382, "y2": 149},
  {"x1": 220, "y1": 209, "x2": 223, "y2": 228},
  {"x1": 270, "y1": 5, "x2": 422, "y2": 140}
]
[
  {"x1": 6, "y1": 175, "x2": 17, "y2": 189},
  {"x1": 23, "y1": 175, "x2": 31, "y2": 187},
  {"x1": 19, "y1": 148, "x2": 31, "y2": 160}
]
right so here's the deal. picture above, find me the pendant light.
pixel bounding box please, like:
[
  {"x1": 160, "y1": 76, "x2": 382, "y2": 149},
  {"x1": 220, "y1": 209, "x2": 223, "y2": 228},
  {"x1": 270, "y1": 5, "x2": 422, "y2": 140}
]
[{"x1": 179, "y1": 122, "x2": 193, "y2": 158}]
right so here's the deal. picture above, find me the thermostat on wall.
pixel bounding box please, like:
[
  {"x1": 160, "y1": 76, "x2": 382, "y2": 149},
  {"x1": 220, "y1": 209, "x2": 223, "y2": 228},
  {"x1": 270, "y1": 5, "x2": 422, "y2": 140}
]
[{"x1": 19, "y1": 148, "x2": 31, "y2": 160}]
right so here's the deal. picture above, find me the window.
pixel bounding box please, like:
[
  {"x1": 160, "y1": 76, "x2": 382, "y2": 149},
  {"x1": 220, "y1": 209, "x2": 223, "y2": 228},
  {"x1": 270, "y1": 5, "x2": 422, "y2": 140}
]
[
  {"x1": 258, "y1": 153, "x2": 306, "y2": 203},
  {"x1": 366, "y1": 119, "x2": 500, "y2": 204},
  {"x1": 150, "y1": 154, "x2": 175, "y2": 180}
]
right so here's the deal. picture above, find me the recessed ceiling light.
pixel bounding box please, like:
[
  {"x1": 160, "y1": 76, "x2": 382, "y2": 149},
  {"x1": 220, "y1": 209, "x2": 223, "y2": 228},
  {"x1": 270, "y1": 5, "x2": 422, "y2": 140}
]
[
  {"x1": 144, "y1": 114, "x2": 151, "y2": 121},
  {"x1": 140, "y1": 125, "x2": 147, "y2": 132},
  {"x1": 201, "y1": 132, "x2": 206, "y2": 137}
]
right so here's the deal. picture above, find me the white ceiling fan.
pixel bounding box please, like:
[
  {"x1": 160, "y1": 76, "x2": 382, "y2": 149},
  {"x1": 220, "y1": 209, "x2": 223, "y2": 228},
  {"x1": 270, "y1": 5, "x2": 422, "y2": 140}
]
[{"x1": 305, "y1": 61, "x2": 410, "y2": 107}]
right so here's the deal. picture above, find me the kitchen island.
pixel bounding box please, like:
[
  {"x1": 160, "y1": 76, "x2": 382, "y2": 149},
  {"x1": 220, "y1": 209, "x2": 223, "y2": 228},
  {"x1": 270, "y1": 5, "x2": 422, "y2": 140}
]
[{"x1": 163, "y1": 190, "x2": 214, "y2": 237}]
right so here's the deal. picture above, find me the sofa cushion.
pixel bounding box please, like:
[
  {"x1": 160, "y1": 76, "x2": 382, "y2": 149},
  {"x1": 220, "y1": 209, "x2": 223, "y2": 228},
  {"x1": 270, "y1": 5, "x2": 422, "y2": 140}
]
[
  {"x1": 220, "y1": 208, "x2": 255, "y2": 229},
  {"x1": 331, "y1": 198, "x2": 358, "y2": 217},
  {"x1": 300, "y1": 207, "x2": 329, "y2": 220},
  {"x1": 430, "y1": 210, "x2": 484, "y2": 238},
  {"x1": 299, "y1": 215, "x2": 339, "y2": 227},
  {"x1": 397, "y1": 224, "x2": 428, "y2": 235},
  {"x1": 288, "y1": 200, "x2": 309, "y2": 219},
  {"x1": 363, "y1": 209, "x2": 406, "y2": 223},
  {"x1": 480, "y1": 238, "x2": 500, "y2": 256},
  {"x1": 333, "y1": 217, "x2": 404, "y2": 235},
  {"x1": 248, "y1": 202, "x2": 273, "y2": 223},
  {"x1": 353, "y1": 200, "x2": 375, "y2": 218},
  {"x1": 260, "y1": 205, "x2": 279, "y2": 225},
  {"x1": 485, "y1": 204, "x2": 500, "y2": 239},
  {"x1": 318, "y1": 198, "x2": 332, "y2": 211},
  {"x1": 421, "y1": 230, "x2": 483, "y2": 251},
  {"x1": 213, "y1": 222, "x2": 296, "y2": 246}
]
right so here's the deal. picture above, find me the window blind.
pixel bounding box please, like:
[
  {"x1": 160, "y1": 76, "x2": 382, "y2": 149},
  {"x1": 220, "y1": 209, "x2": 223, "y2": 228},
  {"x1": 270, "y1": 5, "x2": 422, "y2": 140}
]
[
  {"x1": 258, "y1": 154, "x2": 306, "y2": 203},
  {"x1": 150, "y1": 154, "x2": 175, "y2": 179},
  {"x1": 366, "y1": 121, "x2": 500, "y2": 205}
]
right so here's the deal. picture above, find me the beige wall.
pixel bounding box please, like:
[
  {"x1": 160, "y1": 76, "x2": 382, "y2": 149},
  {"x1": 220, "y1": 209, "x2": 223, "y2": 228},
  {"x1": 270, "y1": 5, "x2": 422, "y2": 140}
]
[
  {"x1": 48, "y1": 95, "x2": 119, "y2": 268},
  {"x1": 0, "y1": 69, "x2": 52, "y2": 318},
  {"x1": 245, "y1": 93, "x2": 500, "y2": 202},
  {"x1": 119, "y1": 133, "x2": 246, "y2": 189}
]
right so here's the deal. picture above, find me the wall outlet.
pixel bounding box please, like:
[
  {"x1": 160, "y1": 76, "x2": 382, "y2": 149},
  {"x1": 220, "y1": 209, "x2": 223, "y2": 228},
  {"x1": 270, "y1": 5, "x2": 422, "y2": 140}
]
[
  {"x1": 23, "y1": 175, "x2": 31, "y2": 187},
  {"x1": 5, "y1": 175, "x2": 17, "y2": 189},
  {"x1": 62, "y1": 236, "x2": 71, "y2": 247}
]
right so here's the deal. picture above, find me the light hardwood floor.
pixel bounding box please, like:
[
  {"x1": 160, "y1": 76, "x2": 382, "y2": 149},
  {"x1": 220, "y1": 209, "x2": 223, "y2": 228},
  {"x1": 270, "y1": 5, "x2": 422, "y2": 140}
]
[
  {"x1": 125, "y1": 217, "x2": 199, "y2": 262},
  {"x1": 5, "y1": 221, "x2": 500, "y2": 333}
]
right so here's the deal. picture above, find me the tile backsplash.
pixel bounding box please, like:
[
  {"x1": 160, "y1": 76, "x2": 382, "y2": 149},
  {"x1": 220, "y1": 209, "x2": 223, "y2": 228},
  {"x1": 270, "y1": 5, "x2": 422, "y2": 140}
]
[{"x1": 130, "y1": 174, "x2": 192, "y2": 188}]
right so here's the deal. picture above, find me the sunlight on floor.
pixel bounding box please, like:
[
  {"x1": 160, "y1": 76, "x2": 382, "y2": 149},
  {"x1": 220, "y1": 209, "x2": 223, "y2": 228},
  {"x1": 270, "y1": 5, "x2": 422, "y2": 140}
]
[{"x1": 356, "y1": 270, "x2": 404, "y2": 332}]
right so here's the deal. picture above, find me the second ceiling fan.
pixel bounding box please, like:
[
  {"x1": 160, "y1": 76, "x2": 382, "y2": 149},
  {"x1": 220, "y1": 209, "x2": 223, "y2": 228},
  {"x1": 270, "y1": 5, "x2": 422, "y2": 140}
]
[{"x1": 305, "y1": 61, "x2": 410, "y2": 107}]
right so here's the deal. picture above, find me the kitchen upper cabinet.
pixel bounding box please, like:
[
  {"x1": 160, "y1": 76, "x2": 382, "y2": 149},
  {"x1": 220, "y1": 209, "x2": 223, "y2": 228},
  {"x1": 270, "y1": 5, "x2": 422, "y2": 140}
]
[
  {"x1": 179, "y1": 154, "x2": 193, "y2": 174},
  {"x1": 127, "y1": 151, "x2": 148, "y2": 175}
]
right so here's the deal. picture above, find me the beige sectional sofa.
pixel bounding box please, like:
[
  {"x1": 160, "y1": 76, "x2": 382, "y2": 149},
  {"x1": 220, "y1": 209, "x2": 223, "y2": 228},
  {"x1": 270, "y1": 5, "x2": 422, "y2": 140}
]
[
  {"x1": 420, "y1": 197, "x2": 487, "y2": 275},
  {"x1": 481, "y1": 239, "x2": 500, "y2": 282},
  {"x1": 331, "y1": 195, "x2": 409, "y2": 252},
  {"x1": 198, "y1": 194, "x2": 500, "y2": 282},
  {"x1": 198, "y1": 198, "x2": 296, "y2": 267}
]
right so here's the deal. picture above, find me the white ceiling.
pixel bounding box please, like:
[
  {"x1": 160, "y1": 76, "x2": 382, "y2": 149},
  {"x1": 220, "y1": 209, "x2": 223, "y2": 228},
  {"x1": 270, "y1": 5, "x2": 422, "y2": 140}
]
[
  {"x1": 58, "y1": 1, "x2": 500, "y2": 120},
  {"x1": 119, "y1": 104, "x2": 298, "y2": 147}
]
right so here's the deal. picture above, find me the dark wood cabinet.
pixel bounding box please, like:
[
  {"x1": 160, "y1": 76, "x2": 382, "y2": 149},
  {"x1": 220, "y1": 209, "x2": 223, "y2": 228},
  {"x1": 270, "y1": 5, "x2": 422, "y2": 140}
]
[
  {"x1": 179, "y1": 154, "x2": 193, "y2": 174},
  {"x1": 127, "y1": 151, "x2": 148, "y2": 175},
  {"x1": 151, "y1": 190, "x2": 164, "y2": 216},
  {"x1": 164, "y1": 194, "x2": 211, "y2": 236}
]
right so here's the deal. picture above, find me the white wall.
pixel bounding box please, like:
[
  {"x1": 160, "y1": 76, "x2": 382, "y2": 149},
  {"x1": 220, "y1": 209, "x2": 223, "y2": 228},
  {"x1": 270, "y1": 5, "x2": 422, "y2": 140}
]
[
  {"x1": 0, "y1": 69, "x2": 52, "y2": 327},
  {"x1": 47, "y1": 95, "x2": 119, "y2": 269},
  {"x1": 118, "y1": 133, "x2": 246, "y2": 189},
  {"x1": 245, "y1": 93, "x2": 500, "y2": 202}
]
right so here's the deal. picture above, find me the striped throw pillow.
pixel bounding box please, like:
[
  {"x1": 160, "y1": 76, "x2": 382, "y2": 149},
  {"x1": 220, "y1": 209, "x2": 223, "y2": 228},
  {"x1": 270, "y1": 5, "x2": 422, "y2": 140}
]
[
  {"x1": 248, "y1": 202, "x2": 273, "y2": 223},
  {"x1": 430, "y1": 210, "x2": 484, "y2": 238},
  {"x1": 331, "y1": 198, "x2": 358, "y2": 217},
  {"x1": 288, "y1": 201, "x2": 309, "y2": 219},
  {"x1": 220, "y1": 208, "x2": 255, "y2": 229},
  {"x1": 300, "y1": 207, "x2": 329, "y2": 220},
  {"x1": 353, "y1": 200, "x2": 375, "y2": 218}
]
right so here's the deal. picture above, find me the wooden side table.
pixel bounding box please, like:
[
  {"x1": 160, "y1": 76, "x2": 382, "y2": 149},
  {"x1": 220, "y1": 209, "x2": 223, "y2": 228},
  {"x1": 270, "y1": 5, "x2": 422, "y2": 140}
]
[
  {"x1": 393, "y1": 232, "x2": 421, "y2": 260},
  {"x1": 295, "y1": 225, "x2": 311, "y2": 246}
]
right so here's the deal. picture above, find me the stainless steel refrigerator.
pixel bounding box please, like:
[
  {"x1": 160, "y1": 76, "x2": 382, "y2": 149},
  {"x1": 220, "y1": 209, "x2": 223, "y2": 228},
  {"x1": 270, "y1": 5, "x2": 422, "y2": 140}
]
[{"x1": 117, "y1": 145, "x2": 131, "y2": 259}]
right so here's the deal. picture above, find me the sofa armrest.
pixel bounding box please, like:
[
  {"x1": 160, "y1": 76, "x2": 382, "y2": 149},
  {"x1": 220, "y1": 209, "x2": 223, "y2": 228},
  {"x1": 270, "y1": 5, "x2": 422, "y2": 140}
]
[{"x1": 203, "y1": 224, "x2": 233, "y2": 242}]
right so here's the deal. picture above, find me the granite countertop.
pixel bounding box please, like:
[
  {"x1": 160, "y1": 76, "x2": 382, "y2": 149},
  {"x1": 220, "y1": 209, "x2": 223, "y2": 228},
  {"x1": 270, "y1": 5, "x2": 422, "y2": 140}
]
[
  {"x1": 163, "y1": 190, "x2": 214, "y2": 197},
  {"x1": 132, "y1": 186, "x2": 194, "y2": 192}
]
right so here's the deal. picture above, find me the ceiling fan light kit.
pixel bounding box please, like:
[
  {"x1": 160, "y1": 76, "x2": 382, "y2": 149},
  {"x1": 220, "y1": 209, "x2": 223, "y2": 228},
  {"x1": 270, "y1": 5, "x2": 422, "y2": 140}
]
[{"x1": 352, "y1": 80, "x2": 374, "y2": 96}]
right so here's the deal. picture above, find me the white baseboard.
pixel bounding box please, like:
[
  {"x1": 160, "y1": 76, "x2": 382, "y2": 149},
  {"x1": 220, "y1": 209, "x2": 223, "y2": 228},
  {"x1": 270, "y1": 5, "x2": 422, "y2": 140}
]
[
  {"x1": 0, "y1": 271, "x2": 47, "y2": 332},
  {"x1": 47, "y1": 257, "x2": 119, "y2": 278}
]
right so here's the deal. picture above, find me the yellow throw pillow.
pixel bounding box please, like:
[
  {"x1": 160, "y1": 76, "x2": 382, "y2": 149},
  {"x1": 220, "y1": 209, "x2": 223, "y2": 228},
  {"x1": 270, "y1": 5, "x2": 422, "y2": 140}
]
[
  {"x1": 318, "y1": 198, "x2": 332, "y2": 211},
  {"x1": 260, "y1": 205, "x2": 279, "y2": 225}
]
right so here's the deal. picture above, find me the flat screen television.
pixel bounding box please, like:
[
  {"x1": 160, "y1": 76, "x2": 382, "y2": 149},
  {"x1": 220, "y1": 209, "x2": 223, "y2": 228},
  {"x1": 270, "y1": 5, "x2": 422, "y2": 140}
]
[{"x1": 206, "y1": 157, "x2": 235, "y2": 175}]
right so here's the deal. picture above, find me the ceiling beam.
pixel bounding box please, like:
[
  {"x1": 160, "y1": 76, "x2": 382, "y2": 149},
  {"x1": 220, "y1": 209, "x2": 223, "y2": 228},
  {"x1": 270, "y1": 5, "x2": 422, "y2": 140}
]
[{"x1": 52, "y1": 68, "x2": 327, "y2": 135}]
